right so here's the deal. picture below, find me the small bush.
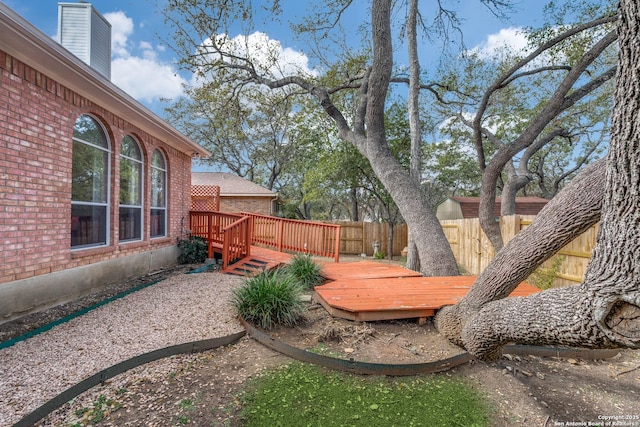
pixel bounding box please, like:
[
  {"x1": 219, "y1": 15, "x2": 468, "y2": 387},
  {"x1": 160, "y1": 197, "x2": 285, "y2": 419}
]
[
  {"x1": 232, "y1": 269, "x2": 304, "y2": 329},
  {"x1": 177, "y1": 235, "x2": 208, "y2": 264},
  {"x1": 284, "y1": 254, "x2": 324, "y2": 289},
  {"x1": 374, "y1": 250, "x2": 386, "y2": 259},
  {"x1": 528, "y1": 256, "x2": 565, "y2": 290}
]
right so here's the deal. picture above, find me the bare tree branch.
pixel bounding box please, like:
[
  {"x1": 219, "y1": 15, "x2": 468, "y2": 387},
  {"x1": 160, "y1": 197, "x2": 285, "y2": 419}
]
[{"x1": 473, "y1": 14, "x2": 618, "y2": 155}]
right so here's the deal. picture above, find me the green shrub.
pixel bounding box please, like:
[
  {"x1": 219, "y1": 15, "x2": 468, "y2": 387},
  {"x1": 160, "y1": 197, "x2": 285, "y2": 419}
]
[
  {"x1": 374, "y1": 250, "x2": 386, "y2": 259},
  {"x1": 177, "y1": 235, "x2": 208, "y2": 264},
  {"x1": 232, "y1": 269, "x2": 304, "y2": 329},
  {"x1": 284, "y1": 254, "x2": 324, "y2": 289},
  {"x1": 528, "y1": 256, "x2": 565, "y2": 290}
]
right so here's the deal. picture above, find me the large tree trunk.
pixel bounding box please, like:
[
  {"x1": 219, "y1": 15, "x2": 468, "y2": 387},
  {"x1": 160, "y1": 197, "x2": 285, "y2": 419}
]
[
  {"x1": 405, "y1": 239, "x2": 420, "y2": 271},
  {"x1": 436, "y1": 158, "x2": 606, "y2": 347},
  {"x1": 500, "y1": 161, "x2": 532, "y2": 216},
  {"x1": 405, "y1": 0, "x2": 423, "y2": 273},
  {"x1": 478, "y1": 164, "x2": 506, "y2": 251},
  {"x1": 365, "y1": 135, "x2": 458, "y2": 276},
  {"x1": 350, "y1": 187, "x2": 359, "y2": 221},
  {"x1": 359, "y1": 0, "x2": 458, "y2": 277},
  {"x1": 438, "y1": 1, "x2": 640, "y2": 359}
]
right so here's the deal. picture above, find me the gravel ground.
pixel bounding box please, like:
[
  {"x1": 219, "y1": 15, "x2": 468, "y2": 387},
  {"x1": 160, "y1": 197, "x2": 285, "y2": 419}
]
[{"x1": 0, "y1": 269, "x2": 245, "y2": 426}]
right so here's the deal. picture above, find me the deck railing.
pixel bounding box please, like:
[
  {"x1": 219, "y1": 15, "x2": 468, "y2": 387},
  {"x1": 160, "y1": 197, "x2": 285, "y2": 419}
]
[
  {"x1": 242, "y1": 212, "x2": 341, "y2": 262},
  {"x1": 189, "y1": 211, "x2": 341, "y2": 267},
  {"x1": 189, "y1": 211, "x2": 251, "y2": 269},
  {"x1": 221, "y1": 216, "x2": 251, "y2": 269}
]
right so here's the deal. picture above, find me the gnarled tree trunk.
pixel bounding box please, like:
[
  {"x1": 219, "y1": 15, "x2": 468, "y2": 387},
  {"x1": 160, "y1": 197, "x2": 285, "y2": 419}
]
[
  {"x1": 436, "y1": 158, "x2": 606, "y2": 348},
  {"x1": 356, "y1": 0, "x2": 458, "y2": 277},
  {"x1": 437, "y1": 0, "x2": 640, "y2": 359}
]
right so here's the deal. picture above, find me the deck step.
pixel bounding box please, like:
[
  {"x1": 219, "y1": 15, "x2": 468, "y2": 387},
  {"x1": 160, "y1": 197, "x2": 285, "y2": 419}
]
[{"x1": 221, "y1": 257, "x2": 282, "y2": 277}]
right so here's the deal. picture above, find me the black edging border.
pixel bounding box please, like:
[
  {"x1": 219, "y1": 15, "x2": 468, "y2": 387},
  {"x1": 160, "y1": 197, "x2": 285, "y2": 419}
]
[
  {"x1": 0, "y1": 278, "x2": 166, "y2": 352},
  {"x1": 13, "y1": 332, "x2": 246, "y2": 427},
  {"x1": 239, "y1": 317, "x2": 621, "y2": 376},
  {"x1": 14, "y1": 319, "x2": 621, "y2": 426}
]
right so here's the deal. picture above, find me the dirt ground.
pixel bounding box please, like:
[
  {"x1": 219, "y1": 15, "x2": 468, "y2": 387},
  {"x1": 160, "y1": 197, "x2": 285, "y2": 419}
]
[{"x1": 2, "y1": 263, "x2": 639, "y2": 427}]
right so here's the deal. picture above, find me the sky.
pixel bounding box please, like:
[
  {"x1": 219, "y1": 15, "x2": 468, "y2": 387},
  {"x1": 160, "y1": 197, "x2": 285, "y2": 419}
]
[{"x1": 3, "y1": 0, "x2": 551, "y2": 117}]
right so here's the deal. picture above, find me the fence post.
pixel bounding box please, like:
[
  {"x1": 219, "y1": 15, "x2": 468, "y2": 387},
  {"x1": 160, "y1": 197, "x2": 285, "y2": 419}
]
[
  {"x1": 222, "y1": 227, "x2": 229, "y2": 270},
  {"x1": 245, "y1": 217, "x2": 251, "y2": 258},
  {"x1": 334, "y1": 225, "x2": 341, "y2": 262},
  {"x1": 207, "y1": 213, "x2": 213, "y2": 259},
  {"x1": 277, "y1": 220, "x2": 284, "y2": 252}
]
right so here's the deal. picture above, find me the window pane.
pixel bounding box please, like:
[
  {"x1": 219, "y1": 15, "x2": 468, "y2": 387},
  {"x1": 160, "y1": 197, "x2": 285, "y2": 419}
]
[
  {"x1": 73, "y1": 115, "x2": 108, "y2": 148},
  {"x1": 120, "y1": 157, "x2": 142, "y2": 206},
  {"x1": 150, "y1": 150, "x2": 166, "y2": 238},
  {"x1": 151, "y1": 166, "x2": 165, "y2": 208},
  {"x1": 121, "y1": 135, "x2": 141, "y2": 160},
  {"x1": 71, "y1": 114, "x2": 110, "y2": 248},
  {"x1": 72, "y1": 140, "x2": 108, "y2": 203},
  {"x1": 150, "y1": 208, "x2": 166, "y2": 238},
  {"x1": 71, "y1": 204, "x2": 107, "y2": 247},
  {"x1": 152, "y1": 150, "x2": 165, "y2": 169},
  {"x1": 119, "y1": 206, "x2": 142, "y2": 241}
]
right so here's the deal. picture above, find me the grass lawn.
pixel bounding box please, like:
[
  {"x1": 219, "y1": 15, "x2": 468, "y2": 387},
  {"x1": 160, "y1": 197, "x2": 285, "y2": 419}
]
[{"x1": 240, "y1": 362, "x2": 490, "y2": 426}]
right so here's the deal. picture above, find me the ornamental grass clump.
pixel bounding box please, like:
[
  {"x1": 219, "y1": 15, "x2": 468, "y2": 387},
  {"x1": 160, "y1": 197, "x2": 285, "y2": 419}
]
[
  {"x1": 284, "y1": 254, "x2": 324, "y2": 290},
  {"x1": 232, "y1": 269, "x2": 304, "y2": 329}
]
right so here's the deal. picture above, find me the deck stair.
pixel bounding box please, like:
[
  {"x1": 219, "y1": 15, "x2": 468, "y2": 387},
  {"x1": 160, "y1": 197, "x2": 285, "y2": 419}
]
[{"x1": 221, "y1": 257, "x2": 283, "y2": 277}]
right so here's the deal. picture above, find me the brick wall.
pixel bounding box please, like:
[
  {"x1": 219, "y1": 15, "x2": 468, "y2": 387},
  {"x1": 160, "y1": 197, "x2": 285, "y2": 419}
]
[
  {"x1": 220, "y1": 196, "x2": 272, "y2": 215},
  {"x1": 0, "y1": 51, "x2": 192, "y2": 284}
]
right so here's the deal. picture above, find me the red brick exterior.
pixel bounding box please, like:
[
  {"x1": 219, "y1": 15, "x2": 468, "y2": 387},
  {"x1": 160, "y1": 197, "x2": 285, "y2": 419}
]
[
  {"x1": 220, "y1": 196, "x2": 273, "y2": 215},
  {"x1": 0, "y1": 50, "x2": 192, "y2": 284}
]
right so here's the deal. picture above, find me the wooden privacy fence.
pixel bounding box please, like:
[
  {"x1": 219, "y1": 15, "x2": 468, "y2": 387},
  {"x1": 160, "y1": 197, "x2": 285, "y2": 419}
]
[
  {"x1": 243, "y1": 213, "x2": 341, "y2": 262},
  {"x1": 441, "y1": 215, "x2": 598, "y2": 287},
  {"x1": 323, "y1": 221, "x2": 409, "y2": 257}
]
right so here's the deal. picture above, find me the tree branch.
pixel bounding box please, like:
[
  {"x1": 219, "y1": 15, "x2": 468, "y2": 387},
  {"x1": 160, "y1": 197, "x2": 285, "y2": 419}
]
[
  {"x1": 473, "y1": 14, "x2": 618, "y2": 152},
  {"x1": 500, "y1": 65, "x2": 573, "y2": 88}
]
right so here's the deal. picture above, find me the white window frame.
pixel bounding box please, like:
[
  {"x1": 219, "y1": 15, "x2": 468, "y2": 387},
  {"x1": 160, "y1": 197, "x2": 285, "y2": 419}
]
[
  {"x1": 119, "y1": 135, "x2": 144, "y2": 243},
  {"x1": 150, "y1": 149, "x2": 167, "y2": 238},
  {"x1": 70, "y1": 114, "x2": 111, "y2": 250}
]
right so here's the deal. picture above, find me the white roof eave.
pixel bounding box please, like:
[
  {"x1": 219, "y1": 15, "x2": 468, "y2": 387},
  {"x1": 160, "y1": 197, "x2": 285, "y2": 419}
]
[{"x1": 0, "y1": 3, "x2": 209, "y2": 158}]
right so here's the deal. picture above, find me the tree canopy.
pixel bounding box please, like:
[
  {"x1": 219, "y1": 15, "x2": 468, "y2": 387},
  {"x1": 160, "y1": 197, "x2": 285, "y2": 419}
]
[
  {"x1": 160, "y1": 0, "x2": 615, "y2": 275},
  {"x1": 160, "y1": 0, "x2": 640, "y2": 359}
]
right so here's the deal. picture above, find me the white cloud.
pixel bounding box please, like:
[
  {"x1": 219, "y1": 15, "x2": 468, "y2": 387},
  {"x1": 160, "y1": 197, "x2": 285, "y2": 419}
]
[
  {"x1": 101, "y1": 11, "x2": 185, "y2": 104},
  {"x1": 104, "y1": 11, "x2": 133, "y2": 58},
  {"x1": 139, "y1": 41, "x2": 153, "y2": 51},
  {"x1": 468, "y1": 27, "x2": 530, "y2": 59},
  {"x1": 198, "y1": 31, "x2": 318, "y2": 81},
  {"x1": 112, "y1": 57, "x2": 186, "y2": 103}
]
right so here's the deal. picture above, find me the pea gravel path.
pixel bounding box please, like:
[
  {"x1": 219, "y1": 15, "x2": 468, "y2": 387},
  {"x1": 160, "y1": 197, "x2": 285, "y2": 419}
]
[{"x1": 0, "y1": 270, "x2": 245, "y2": 426}]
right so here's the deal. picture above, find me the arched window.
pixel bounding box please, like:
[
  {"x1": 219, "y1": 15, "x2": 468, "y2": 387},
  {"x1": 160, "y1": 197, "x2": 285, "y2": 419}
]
[
  {"x1": 150, "y1": 150, "x2": 167, "y2": 238},
  {"x1": 119, "y1": 135, "x2": 143, "y2": 242},
  {"x1": 71, "y1": 114, "x2": 110, "y2": 248}
]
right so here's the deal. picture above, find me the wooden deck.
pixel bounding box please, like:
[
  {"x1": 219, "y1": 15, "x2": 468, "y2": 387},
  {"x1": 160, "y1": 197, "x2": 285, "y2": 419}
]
[
  {"x1": 319, "y1": 260, "x2": 422, "y2": 281},
  {"x1": 223, "y1": 248, "x2": 540, "y2": 322},
  {"x1": 315, "y1": 262, "x2": 540, "y2": 322}
]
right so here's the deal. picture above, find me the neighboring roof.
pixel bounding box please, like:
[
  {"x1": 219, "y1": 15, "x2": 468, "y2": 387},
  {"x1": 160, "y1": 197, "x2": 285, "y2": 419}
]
[
  {"x1": 0, "y1": 3, "x2": 209, "y2": 158},
  {"x1": 447, "y1": 196, "x2": 549, "y2": 218},
  {"x1": 192, "y1": 172, "x2": 277, "y2": 197}
]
